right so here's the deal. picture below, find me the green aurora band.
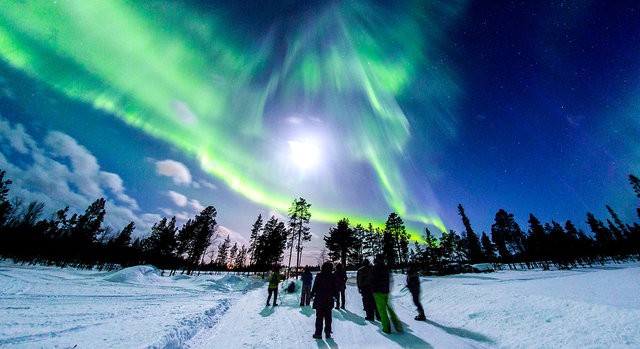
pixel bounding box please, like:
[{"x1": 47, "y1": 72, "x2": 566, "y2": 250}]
[{"x1": 0, "y1": 0, "x2": 468, "y2": 240}]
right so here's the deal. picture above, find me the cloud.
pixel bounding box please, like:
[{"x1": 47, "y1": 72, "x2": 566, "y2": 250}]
[
  {"x1": 0, "y1": 116, "x2": 155, "y2": 237},
  {"x1": 100, "y1": 172, "x2": 139, "y2": 210},
  {"x1": 45, "y1": 131, "x2": 102, "y2": 198},
  {"x1": 216, "y1": 225, "x2": 249, "y2": 247},
  {"x1": 0, "y1": 117, "x2": 37, "y2": 154},
  {"x1": 197, "y1": 179, "x2": 217, "y2": 190},
  {"x1": 167, "y1": 190, "x2": 188, "y2": 207},
  {"x1": 155, "y1": 159, "x2": 192, "y2": 185}
]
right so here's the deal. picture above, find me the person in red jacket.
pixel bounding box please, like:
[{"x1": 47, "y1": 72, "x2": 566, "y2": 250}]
[{"x1": 311, "y1": 261, "x2": 338, "y2": 339}]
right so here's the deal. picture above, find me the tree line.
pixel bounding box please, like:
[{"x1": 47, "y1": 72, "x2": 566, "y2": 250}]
[
  {"x1": 0, "y1": 169, "x2": 315, "y2": 274},
  {"x1": 320, "y1": 175, "x2": 640, "y2": 273},
  {"x1": 1, "y1": 167, "x2": 639, "y2": 274}
]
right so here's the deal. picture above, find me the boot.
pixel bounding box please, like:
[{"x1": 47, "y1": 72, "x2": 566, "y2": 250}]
[{"x1": 415, "y1": 314, "x2": 426, "y2": 321}]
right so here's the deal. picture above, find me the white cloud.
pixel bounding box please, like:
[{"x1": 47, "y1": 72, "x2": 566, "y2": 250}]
[
  {"x1": 155, "y1": 159, "x2": 192, "y2": 185},
  {"x1": 0, "y1": 117, "x2": 37, "y2": 154},
  {"x1": 167, "y1": 190, "x2": 188, "y2": 207},
  {"x1": 45, "y1": 131, "x2": 102, "y2": 198},
  {"x1": 216, "y1": 225, "x2": 249, "y2": 247},
  {"x1": 100, "y1": 172, "x2": 139, "y2": 210},
  {"x1": 198, "y1": 179, "x2": 217, "y2": 190},
  {"x1": 0, "y1": 116, "x2": 156, "y2": 238},
  {"x1": 189, "y1": 199, "x2": 205, "y2": 213}
]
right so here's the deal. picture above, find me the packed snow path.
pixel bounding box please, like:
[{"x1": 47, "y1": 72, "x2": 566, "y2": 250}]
[{"x1": 187, "y1": 276, "x2": 494, "y2": 349}]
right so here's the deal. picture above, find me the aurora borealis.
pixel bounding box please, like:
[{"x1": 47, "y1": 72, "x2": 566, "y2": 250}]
[{"x1": 0, "y1": 1, "x2": 639, "y2": 261}]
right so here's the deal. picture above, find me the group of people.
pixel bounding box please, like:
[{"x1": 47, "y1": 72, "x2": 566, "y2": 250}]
[{"x1": 265, "y1": 255, "x2": 426, "y2": 340}]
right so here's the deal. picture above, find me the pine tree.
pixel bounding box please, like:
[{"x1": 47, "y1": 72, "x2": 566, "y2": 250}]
[
  {"x1": 324, "y1": 218, "x2": 355, "y2": 266},
  {"x1": 216, "y1": 235, "x2": 231, "y2": 268},
  {"x1": 229, "y1": 242, "x2": 239, "y2": 267},
  {"x1": 234, "y1": 245, "x2": 247, "y2": 270},
  {"x1": 0, "y1": 169, "x2": 13, "y2": 227},
  {"x1": 457, "y1": 204, "x2": 482, "y2": 263},
  {"x1": 112, "y1": 222, "x2": 135, "y2": 248},
  {"x1": 526, "y1": 214, "x2": 547, "y2": 261},
  {"x1": 287, "y1": 197, "x2": 312, "y2": 276},
  {"x1": 491, "y1": 209, "x2": 524, "y2": 263},
  {"x1": 606, "y1": 205, "x2": 629, "y2": 237},
  {"x1": 248, "y1": 214, "x2": 263, "y2": 267},
  {"x1": 630, "y1": 174, "x2": 640, "y2": 219},
  {"x1": 348, "y1": 224, "x2": 365, "y2": 266},
  {"x1": 586, "y1": 212, "x2": 613, "y2": 255},
  {"x1": 480, "y1": 232, "x2": 495, "y2": 262},
  {"x1": 383, "y1": 212, "x2": 407, "y2": 268}
]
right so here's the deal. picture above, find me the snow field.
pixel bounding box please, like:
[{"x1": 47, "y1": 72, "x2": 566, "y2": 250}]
[{"x1": 1, "y1": 261, "x2": 639, "y2": 348}]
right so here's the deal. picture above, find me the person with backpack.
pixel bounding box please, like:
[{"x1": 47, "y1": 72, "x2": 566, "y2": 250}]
[
  {"x1": 333, "y1": 263, "x2": 347, "y2": 309},
  {"x1": 300, "y1": 266, "x2": 313, "y2": 306},
  {"x1": 357, "y1": 258, "x2": 379, "y2": 321},
  {"x1": 371, "y1": 254, "x2": 403, "y2": 334},
  {"x1": 311, "y1": 261, "x2": 338, "y2": 339},
  {"x1": 266, "y1": 266, "x2": 282, "y2": 306},
  {"x1": 407, "y1": 265, "x2": 426, "y2": 321}
]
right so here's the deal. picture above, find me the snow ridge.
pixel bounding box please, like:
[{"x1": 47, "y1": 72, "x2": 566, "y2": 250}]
[{"x1": 148, "y1": 298, "x2": 231, "y2": 349}]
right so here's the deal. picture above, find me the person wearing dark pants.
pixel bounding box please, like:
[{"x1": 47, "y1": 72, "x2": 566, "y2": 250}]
[
  {"x1": 311, "y1": 262, "x2": 338, "y2": 339},
  {"x1": 334, "y1": 263, "x2": 347, "y2": 309},
  {"x1": 357, "y1": 258, "x2": 380, "y2": 321},
  {"x1": 407, "y1": 265, "x2": 426, "y2": 321},
  {"x1": 300, "y1": 266, "x2": 313, "y2": 306}
]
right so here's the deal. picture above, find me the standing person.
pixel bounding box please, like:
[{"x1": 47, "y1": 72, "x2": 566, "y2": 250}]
[
  {"x1": 334, "y1": 263, "x2": 347, "y2": 309},
  {"x1": 266, "y1": 266, "x2": 282, "y2": 306},
  {"x1": 311, "y1": 261, "x2": 338, "y2": 339},
  {"x1": 300, "y1": 266, "x2": 313, "y2": 306},
  {"x1": 357, "y1": 258, "x2": 379, "y2": 321},
  {"x1": 371, "y1": 254, "x2": 403, "y2": 334},
  {"x1": 407, "y1": 265, "x2": 426, "y2": 321}
]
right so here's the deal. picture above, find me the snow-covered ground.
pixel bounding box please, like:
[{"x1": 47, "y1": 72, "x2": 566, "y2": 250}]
[{"x1": 1, "y1": 261, "x2": 639, "y2": 348}]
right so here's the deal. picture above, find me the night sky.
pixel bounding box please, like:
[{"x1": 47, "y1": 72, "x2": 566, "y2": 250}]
[{"x1": 0, "y1": 1, "x2": 638, "y2": 263}]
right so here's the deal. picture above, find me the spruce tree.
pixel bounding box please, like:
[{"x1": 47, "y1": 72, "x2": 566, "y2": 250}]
[
  {"x1": 216, "y1": 235, "x2": 231, "y2": 268},
  {"x1": 324, "y1": 218, "x2": 354, "y2": 266},
  {"x1": 248, "y1": 214, "x2": 263, "y2": 267},
  {"x1": 457, "y1": 204, "x2": 482, "y2": 263},
  {"x1": 480, "y1": 232, "x2": 495, "y2": 262}
]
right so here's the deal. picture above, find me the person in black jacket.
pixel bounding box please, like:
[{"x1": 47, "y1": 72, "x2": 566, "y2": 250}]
[
  {"x1": 407, "y1": 265, "x2": 426, "y2": 321},
  {"x1": 356, "y1": 258, "x2": 379, "y2": 321},
  {"x1": 334, "y1": 263, "x2": 347, "y2": 309},
  {"x1": 311, "y1": 261, "x2": 338, "y2": 339},
  {"x1": 371, "y1": 254, "x2": 403, "y2": 334}
]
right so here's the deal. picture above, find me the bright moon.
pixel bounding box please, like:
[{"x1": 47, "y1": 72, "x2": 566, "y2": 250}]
[{"x1": 288, "y1": 140, "x2": 320, "y2": 169}]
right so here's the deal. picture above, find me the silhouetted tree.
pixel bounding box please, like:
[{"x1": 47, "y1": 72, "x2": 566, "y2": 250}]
[
  {"x1": 248, "y1": 214, "x2": 263, "y2": 268},
  {"x1": 491, "y1": 209, "x2": 525, "y2": 264},
  {"x1": 216, "y1": 235, "x2": 231, "y2": 268},
  {"x1": 586, "y1": 212, "x2": 614, "y2": 257},
  {"x1": 458, "y1": 204, "x2": 482, "y2": 263},
  {"x1": 287, "y1": 197, "x2": 311, "y2": 276},
  {"x1": 0, "y1": 170, "x2": 12, "y2": 228},
  {"x1": 324, "y1": 218, "x2": 355, "y2": 266},
  {"x1": 526, "y1": 214, "x2": 547, "y2": 262},
  {"x1": 480, "y1": 232, "x2": 496, "y2": 262},
  {"x1": 382, "y1": 212, "x2": 406, "y2": 268}
]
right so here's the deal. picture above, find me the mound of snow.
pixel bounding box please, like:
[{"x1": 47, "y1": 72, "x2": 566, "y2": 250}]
[{"x1": 104, "y1": 265, "x2": 165, "y2": 284}]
